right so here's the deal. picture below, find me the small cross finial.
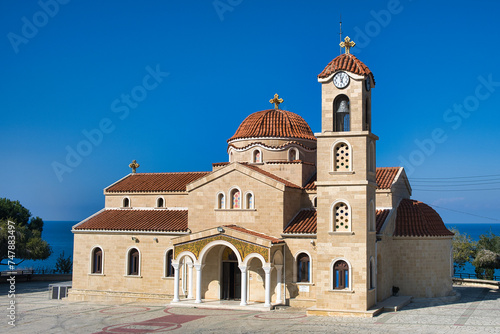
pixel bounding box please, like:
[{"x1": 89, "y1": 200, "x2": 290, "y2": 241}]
[
  {"x1": 269, "y1": 93, "x2": 284, "y2": 109},
  {"x1": 340, "y1": 36, "x2": 355, "y2": 54},
  {"x1": 129, "y1": 160, "x2": 140, "y2": 173}
]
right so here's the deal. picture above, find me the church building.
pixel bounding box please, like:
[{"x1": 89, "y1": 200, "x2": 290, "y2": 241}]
[{"x1": 70, "y1": 37, "x2": 454, "y2": 316}]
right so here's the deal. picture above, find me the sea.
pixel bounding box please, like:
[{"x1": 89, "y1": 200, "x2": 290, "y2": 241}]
[{"x1": 13, "y1": 221, "x2": 500, "y2": 276}]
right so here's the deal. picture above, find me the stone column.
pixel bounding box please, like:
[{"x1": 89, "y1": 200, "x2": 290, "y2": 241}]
[
  {"x1": 263, "y1": 266, "x2": 272, "y2": 307},
  {"x1": 275, "y1": 264, "x2": 283, "y2": 304},
  {"x1": 239, "y1": 265, "x2": 247, "y2": 306},
  {"x1": 194, "y1": 264, "x2": 204, "y2": 304},
  {"x1": 187, "y1": 262, "x2": 194, "y2": 299},
  {"x1": 172, "y1": 263, "x2": 180, "y2": 302}
]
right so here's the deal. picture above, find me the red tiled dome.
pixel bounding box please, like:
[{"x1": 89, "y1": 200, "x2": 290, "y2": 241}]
[
  {"x1": 318, "y1": 53, "x2": 375, "y2": 84},
  {"x1": 394, "y1": 199, "x2": 454, "y2": 237},
  {"x1": 228, "y1": 109, "x2": 316, "y2": 142}
]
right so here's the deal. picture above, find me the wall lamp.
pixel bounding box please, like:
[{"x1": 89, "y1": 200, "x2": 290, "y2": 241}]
[{"x1": 131, "y1": 237, "x2": 139, "y2": 243}]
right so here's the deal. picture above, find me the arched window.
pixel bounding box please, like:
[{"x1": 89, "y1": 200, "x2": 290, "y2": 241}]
[
  {"x1": 313, "y1": 196, "x2": 317, "y2": 208},
  {"x1": 245, "y1": 192, "x2": 254, "y2": 209},
  {"x1": 332, "y1": 201, "x2": 350, "y2": 232},
  {"x1": 230, "y1": 188, "x2": 241, "y2": 209},
  {"x1": 128, "y1": 248, "x2": 139, "y2": 276},
  {"x1": 334, "y1": 95, "x2": 350, "y2": 131},
  {"x1": 365, "y1": 98, "x2": 371, "y2": 131},
  {"x1": 369, "y1": 200, "x2": 375, "y2": 232},
  {"x1": 217, "y1": 192, "x2": 225, "y2": 209},
  {"x1": 369, "y1": 257, "x2": 375, "y2": 289},
  {"x1": 368, "y1": 141, "x2": 375, "y2": 173},
  {"x1": 253, "y1": 149, "x2": 262, "y2": 163},
  {"x1": 123, "y1": 197, "x2": 130, "y2": 208},
  {"x1": 165, "y1": 249, "x2": 174, "y2": 277},
  {"x1": 297, "y1": 253, "x2": 310, "y2": 283},
  {"x1": 333, "y1": 142, "x2": 350, "y2": 172},
  {"x1": 333, "y1": 260, "x2": 349, "y2": 289},
  {"x1": 91, "y1": 247, "x2": 103, "y2": 274},
  {"x1": 156, "y1": 197, "x2": 164, "y2": 208},
  {"x1": 288, "y1": 148, "x2": 298, "y2": 161}
]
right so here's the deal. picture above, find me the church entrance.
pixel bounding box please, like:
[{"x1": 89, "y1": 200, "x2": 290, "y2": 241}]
[{"x1": 221, "y1": 247, "x2": 241, "y2": 300}]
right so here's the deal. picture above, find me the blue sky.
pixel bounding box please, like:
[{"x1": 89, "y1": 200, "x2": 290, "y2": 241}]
[{"x1": 1, "y1": 0, "x2": 500, "y2": 225}]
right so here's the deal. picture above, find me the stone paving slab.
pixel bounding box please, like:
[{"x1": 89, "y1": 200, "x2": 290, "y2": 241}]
[{"x1": 1, "y1": 281, "x2": 499, "y2": 333}]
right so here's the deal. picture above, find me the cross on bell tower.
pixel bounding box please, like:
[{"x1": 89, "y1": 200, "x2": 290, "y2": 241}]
[
  {"x1": 269, "y1": 93, "x2": 284, "y2": 109},
  {"x1": 340, "y1": 36, "x2": 356, "y2": 54},
  {"x1": 129, "y1": 160, "x2": 140, "y2": 173}
]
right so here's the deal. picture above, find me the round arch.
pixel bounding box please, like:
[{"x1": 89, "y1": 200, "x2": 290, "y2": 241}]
[
  {"x1": 330, "y1": 257, "x2": 353, "y2": 291},
  {"x1": 198, "y1": 240, "x2": 243, "y2": 265},
  {"x1": 330, "y1": 139, "x2": 353, "y2": 172},
  {"x1": 89, "y1": 245, "x2": 104, "y2": 275},
  {"x1": 174, "y1": 250, "x2": 196, "y2": 264},
  {"x1": 242, "y1": 252, "x2": 267, "y2": 267}
]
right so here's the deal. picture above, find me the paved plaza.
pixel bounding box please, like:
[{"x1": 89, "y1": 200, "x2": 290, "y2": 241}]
[{"x1": 1, "y1": 281, "x2": 499, "y2": 333}]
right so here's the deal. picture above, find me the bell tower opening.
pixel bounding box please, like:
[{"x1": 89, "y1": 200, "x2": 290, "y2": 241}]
[{"x1": 334, "y1": 95, "x2": 350, "y2": 131}]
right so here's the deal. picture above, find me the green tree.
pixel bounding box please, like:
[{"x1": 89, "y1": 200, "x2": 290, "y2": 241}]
[
  {"x1": 450, "y1": 228, "x2": 476, "y2": 271},
  {"x1": 0, "y1": 198, "x2": 52, "y2": 266},
  {"x1": 54, "y1": 251, "x2": 72, "y2": 274},
  {"x1": 472, "y1": 230, "x2": 500, "y2": 280},
  {"x1": 472, "y1": 249, "x2": 500, "y2": 280}
]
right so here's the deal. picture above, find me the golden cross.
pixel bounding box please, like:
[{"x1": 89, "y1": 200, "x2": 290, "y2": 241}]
[
  {"x1": 340, "y1": 36, "x2": 355, "y2": 54},
  {"x1": 129, "y1": 160, "x2": 140, "y2": 173},
  {"x1": 269, "y1": 93, "x2": 284, "y2": 109}
]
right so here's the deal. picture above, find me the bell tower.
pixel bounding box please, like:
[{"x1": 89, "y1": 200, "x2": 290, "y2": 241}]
[{"x1": 314, "y1": 37, "x2": 379, "y2": 312}]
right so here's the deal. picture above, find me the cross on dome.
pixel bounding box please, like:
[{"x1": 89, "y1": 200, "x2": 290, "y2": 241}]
[
  {"x1": 129, "y1": 160, "x2": 140, "y2": 173},
  {"x1": 340, "y1": 36, "x2": 355, "y2": 54},
  {"x1": 269, "y1": 93, "x2": 284, "y2": 109}
]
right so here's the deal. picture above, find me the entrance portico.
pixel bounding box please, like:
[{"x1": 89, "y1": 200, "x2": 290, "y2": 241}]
[{"x1": 170, "y1": 225, "x2": 284, "y2": 310}]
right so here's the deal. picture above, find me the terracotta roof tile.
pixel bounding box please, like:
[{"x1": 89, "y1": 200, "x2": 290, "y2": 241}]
[
  {"x1": 228, "y1": 109, "x2": 316, "y2": 142},
  {"x1": 318, "y1": 53, "x2": 375, "y2": 84},
  {"x1": 304, "y1": 173, "x2": 316, "y2": 190},
  {"x1": 243, "y1": 164, "x2": 302, "y2": 189},
  {"x1": 304, "y1": 168, "x2": 399, "y2": 191},
  {"x1": 106, "y1": 172, "x2": 210, "y2": 193},
  {"x1": 212, "y1": 162, "x2": 230, "y2": 168},
  {"x1": 283, "y1": 209, "x2": 317, "y2": 234},
  {"x1": 228, "y1": 141, "x2": 316, "y2": 151},
  {"x1": 223, "y1": 225, "x2": 283, "y2": 244},
  {"x1": 376, "y1": 167, "x2": 400, "y2": 189},
  {"x1": 376, "y1": 209, "x2": 391, "y2": 234},
  {"x1": 74, "y1": 209, "x2": 188, "y2": 232},
  {"x1": 394, "y1": 199, "x2": 454, "y2": 237}
]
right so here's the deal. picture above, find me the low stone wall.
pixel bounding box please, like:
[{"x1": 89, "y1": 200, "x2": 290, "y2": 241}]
[
  {"x1": 68, "y1": 288, "x2": 173, "y2": 303},
  {"x1": 453, "y1": 277, "x2": 500, "y2": 288},
  {"x1": 0, "y1": 274, "x2": 72, "y2": 283}
]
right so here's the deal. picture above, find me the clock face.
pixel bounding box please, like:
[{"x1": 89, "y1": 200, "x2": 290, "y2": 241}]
[
  {"x1": 333, "y1": 71, "x2": 349, "y2": 89},
  {"x1": 365, "y1": 77, "x2": 371, "y2": 91}
]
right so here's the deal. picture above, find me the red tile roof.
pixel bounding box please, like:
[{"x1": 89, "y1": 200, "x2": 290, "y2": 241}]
[
  {"x1": 318, "y1": 53, "x2": 375, "y2": 84},
  {"x1": 105, "y1": 172, "x2": 210, "y2": 193},
  {"x1": 283, "y1": 209, "x2": 317, "y2": 234},
  {"x1": 228, "y1": 140, "x2": 316, "y2": 151},
  {"x1": 283, "y1": 208, "x2": 391, "y2": 235},
  {"x1": 212, "y1": 162, "x2": 230, "y2": 168},
  {"x1": 243, "y1": 164, "x2": 302, "y2": 189},
  {"x1": 304, "y1": 168, "x2": 399, "y2": 191},
  {"x1": 376, "y1": 209, "x2": 391, "y2": 234},
  {"x1": 223, "y1": 225, "x2": 283, "y2": 244},
  {"x1": 228, "y1": 109, "x2": 316, "y2": 142},
  {"x1": 376, "y1": 167, "x2": 400, "y2": 189},
  {"x1": 394, "y1": 199, "x2": 454, "y2": 237},
  {"x1": 74, "y1": 209, "x2": 188, "y2": 232},
  {"x1": 304, "y1": 173, "x2": 316, "y2": 190}
]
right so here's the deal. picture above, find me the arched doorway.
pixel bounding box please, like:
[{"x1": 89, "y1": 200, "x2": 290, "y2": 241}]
[{"x1": 221, "y1": 247, "x2": 241, "y2": 300}]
